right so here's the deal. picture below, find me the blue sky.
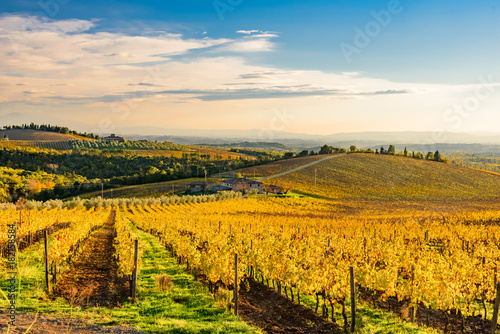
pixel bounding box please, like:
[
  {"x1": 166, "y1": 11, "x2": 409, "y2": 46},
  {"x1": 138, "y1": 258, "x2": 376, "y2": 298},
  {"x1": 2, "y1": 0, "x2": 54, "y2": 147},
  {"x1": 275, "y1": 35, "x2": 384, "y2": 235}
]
[{"x1": 0, "y1": 0, "x2": 499, "y2": 135}]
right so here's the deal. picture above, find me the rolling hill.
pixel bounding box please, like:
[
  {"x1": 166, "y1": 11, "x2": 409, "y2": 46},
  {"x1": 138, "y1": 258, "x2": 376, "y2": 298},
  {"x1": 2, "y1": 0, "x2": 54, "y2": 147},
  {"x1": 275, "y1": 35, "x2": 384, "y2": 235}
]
[
  {"x1": 235, "y1": 155, "x2": 329, "y2": 178},
  {"x1": 0, "y1": 129, "x2": 248, "y2": 158},
  {"x1": 72, "y1": 153, "x2": 500, "y2": 202},
  {"x1": 0, "y1": 129, "x2": 88, "y2": 141},
  {"x1": 264, "y1": 154, "x2": 500, "y2": 201}
]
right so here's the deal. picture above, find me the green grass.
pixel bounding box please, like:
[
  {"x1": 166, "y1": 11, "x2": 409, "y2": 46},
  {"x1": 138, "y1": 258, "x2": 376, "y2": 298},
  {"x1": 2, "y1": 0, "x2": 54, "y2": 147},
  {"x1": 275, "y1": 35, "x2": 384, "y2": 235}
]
[{"x1": 0, "y1": 218, "x2": 261, "y2": 333}]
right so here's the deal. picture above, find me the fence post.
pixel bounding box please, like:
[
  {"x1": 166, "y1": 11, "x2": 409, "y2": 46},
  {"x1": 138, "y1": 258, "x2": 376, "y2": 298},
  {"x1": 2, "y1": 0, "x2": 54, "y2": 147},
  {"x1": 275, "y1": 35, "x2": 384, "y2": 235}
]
[
  {"x1": 234, "y1": 253, "x2": 238, "y2": 315},
  {"x1": 44, "y1": 230, "x2": 50, "y2": 292},
  {"x1": 350, "y1": 266, "x2": 355, "y2": 333},
  {"x1": 131, "y1": 239, "x2": 139, "y2": 301},
  {"x1": 490, "y1": 282, "x2": 500, "y2": 334}
]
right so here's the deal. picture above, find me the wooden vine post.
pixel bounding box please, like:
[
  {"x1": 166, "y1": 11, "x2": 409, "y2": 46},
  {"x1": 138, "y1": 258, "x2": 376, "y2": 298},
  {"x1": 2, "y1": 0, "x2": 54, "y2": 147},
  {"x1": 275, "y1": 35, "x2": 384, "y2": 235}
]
[
  {"x1": 490, "y1": 282, "x2": 500, "y2": 334},
  {"x1": 234, "y1": 253, "x2": 238, "y2": 315},
  {"x1": 44, "y1": 229, "x2": 50, "y2": 292},
  {"x1": 350, "y1": 266, "x2": 356, "y2": 333},
  {"x1": 131, "y1": 239, "x2": 139, "y2": 301}
]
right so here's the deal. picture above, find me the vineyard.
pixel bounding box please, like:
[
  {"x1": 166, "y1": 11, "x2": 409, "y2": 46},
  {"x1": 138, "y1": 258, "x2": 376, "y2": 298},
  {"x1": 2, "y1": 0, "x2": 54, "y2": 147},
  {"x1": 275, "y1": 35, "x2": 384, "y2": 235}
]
[
  {"x1": 191, "y1": 146, "x2": 259, "y2": 160},
  {"x1": 0, "y1": 140, "x2": 72, "y2": 150},
  {"x1": 68, "y1": 139, "x2": 192, "y2": 151},
  {"x1": 123, "y1": 198, "x2": 500, "y2": 331},
  {"x1": 266, "y1": 154, "x2": 500, "y2": 201},
  {"x1": 2, "y1": 196, "x2": 500, "y2": 333},
  {"x1": 0, "y1": 129, "x2": 84, "y2": 141},
  {"x1": 235, "y1": 154, "x2": 329, "y2": 178}
]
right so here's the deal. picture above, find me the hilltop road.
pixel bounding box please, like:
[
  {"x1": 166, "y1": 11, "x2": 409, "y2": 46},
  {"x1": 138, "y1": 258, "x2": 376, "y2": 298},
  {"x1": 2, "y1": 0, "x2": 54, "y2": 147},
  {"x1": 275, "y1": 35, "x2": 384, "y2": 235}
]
[{"x1": 257, "y1": 154, "x2": 345, "y2": 181}]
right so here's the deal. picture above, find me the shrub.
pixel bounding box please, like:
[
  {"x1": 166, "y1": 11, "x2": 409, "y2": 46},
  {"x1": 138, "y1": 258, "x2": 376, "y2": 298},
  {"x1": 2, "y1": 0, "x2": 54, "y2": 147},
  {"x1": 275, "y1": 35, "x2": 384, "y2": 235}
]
[{"x1": 155, "y1": 274, "x2": 173, "y2": 293}]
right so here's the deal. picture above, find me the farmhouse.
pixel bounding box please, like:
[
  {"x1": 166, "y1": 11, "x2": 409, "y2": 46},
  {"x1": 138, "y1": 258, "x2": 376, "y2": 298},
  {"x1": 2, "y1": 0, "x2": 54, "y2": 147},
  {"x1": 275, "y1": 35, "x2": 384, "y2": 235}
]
[
  {"x1": 220, "y1": 178, "x2": 263, "y2": 193},
  {"x1": 186, "y1": 181, "x2": 208, "y2": 193},
  {"x1": 103, "y1": 134, "x2": 125, "y2": 142}
]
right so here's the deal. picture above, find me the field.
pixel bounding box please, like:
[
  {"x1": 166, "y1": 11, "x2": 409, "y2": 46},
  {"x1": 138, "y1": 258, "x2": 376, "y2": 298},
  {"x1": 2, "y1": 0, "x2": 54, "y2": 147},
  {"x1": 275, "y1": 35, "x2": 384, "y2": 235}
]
[
  {"x1": 265, "y1": 154, "x2": 500, "y2": 201},
  {"x1": 233, "y1": 155, "x2": 330, "y2": 178},
  {"x1": 0, "y1": 206, "x2": 258, "y2": 333},
  {"x1": 0, "y1": 140, "x2": 73, "y2": 150},
  {"x1": 190, "y1": 147, "x2": 258, "y2": 160},
  {"x1": 68, "y1": 139, "x2": 191, "y2": 151},
  {"x1": 2, "y1": 153, "x2": 500, "y2": 333},
  {"x1": 2, "y1": 196, "x2": 500, "y2": 333},
  {"x1": 0, "y1": 129, "x2": 86, "y2": 141},
  {"x1": 0, "y1": 130, "x2": 258, "y2": 161},
  {"x1": 127, "y1": 198, "x2": 500, "y2": 332},
  {"x1": 448, "y1": 153, "x2": 500, "y2": 174}
]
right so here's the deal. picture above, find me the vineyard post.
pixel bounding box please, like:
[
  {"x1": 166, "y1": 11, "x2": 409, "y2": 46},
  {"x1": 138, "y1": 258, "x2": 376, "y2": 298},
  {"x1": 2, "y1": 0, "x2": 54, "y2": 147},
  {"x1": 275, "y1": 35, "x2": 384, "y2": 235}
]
[
  {"x1": 495, "y1": 267, "x2": 497, "y2": 288},
  {"x1": 234, "y1": 253, "x2": 238, "y2": 315},
  {"x1": 314, "y1": 168, "x2": 317, "y2": 191},
  {"x1": 350, "y1": 266, "x2": 355, "y2": 333},
  {"x1": 131, "y1": 239, "x2": 139, "y2": 301},
  {"x1": 490, "y1": 282, "x2": 500, "y2": 334},
  {"x1": 411, "y1": 265, "x2": 415, "y2": 322},
  {"x1": 44, "y1": 230, "x2": 50, "y2": 292}
]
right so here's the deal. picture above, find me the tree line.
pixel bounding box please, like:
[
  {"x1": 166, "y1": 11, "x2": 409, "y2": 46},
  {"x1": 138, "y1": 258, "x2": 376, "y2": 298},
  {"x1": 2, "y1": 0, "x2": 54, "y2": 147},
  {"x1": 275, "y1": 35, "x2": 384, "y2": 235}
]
[
  {"x1": 345, "y1": 144, "x2": 448, "y2": 163},
  {"x1": 0, "y1": 146, "x2": 281, "y2": 202}
]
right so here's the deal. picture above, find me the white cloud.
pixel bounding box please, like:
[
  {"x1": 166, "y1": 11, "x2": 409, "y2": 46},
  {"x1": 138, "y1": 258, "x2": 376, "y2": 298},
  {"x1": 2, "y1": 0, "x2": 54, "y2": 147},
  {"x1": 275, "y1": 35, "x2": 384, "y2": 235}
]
[
  {"x1": 236, "y1": 30, "x2": 259, "y2": 34},
  {"x1": 1, "y1": 15, "x2": 495, "y2": 133},
  {"x1": 217, "y1": 30, "x2": 279, "y2": 53},
  {"x1": 0, "y1": 15, "x2": 96, "y2": 33},
  {"x1": 220, "y1": 38, "x2": 276, "y2": 52}
]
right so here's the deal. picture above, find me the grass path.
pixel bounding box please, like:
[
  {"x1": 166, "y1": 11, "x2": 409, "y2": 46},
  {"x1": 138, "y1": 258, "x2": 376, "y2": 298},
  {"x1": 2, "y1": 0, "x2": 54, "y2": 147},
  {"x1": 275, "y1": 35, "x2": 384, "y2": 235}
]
[{"x1": 120, "y1": 218, "x2": 261, "y2": 333}]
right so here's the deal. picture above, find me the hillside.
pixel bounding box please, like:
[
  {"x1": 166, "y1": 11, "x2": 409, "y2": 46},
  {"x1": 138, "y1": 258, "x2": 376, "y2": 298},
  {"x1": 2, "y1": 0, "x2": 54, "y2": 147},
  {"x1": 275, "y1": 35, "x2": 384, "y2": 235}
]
[
  {"x1": 189, "y1": 146, "x2": 257, "y2": 160},
  {"x1": 266, "y1": 154, "x2": 500, "y2": 201},
  {"x1": 0, "y1": 129, "x2": 86, "y2": 141},
  {"x1": 235, "y1": 155, "x2": 330, "y2": 178}
]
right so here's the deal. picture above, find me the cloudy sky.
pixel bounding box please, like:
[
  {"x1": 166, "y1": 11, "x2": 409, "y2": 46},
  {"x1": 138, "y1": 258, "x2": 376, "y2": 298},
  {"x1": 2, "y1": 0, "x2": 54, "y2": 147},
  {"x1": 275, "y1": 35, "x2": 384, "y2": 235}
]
[{"x1": 0, "y1": 0, "x2": 499, "y2": 136}]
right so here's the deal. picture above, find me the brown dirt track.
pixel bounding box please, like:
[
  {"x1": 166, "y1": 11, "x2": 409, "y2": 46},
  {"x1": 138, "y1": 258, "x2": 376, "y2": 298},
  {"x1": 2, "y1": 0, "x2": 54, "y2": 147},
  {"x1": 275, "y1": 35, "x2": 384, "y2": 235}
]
[
  {"x1": 238, "y1": 278, "x2": 341, "y2": 333},
  {"x1": 54, "y1": 210, "x2": 130, "y2": 308}
]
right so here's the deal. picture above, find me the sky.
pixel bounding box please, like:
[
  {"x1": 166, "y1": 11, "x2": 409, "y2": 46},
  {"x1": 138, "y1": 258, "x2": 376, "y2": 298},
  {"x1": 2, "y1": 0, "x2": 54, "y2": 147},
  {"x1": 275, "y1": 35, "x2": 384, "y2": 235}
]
[{"x1": 0, "y1": 0, "x2": 499, "y2": 136}]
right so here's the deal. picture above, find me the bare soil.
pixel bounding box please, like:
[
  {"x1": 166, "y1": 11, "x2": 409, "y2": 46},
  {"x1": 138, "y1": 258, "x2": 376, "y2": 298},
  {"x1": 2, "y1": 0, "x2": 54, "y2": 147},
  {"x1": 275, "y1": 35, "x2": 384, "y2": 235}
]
[
  {"x1": 238, "y1": 278, "x2": 342, "y2": 334},
  {"x1": 53, "y1": 210, "x2": 130, "y2": 308},
  {"x1": 359, "y1": 286, "x2": 494, "y2": 333},
  {"x1": 0, "y1": 309, "x2": 143, "y2": 334}
]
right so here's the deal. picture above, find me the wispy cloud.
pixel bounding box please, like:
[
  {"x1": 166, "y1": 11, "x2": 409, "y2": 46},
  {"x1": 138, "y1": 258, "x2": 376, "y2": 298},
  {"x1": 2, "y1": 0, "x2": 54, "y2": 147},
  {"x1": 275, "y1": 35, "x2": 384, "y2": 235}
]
[
  {"x1": 236, "y1": 30, "x2": 259, "y2": 34},
  {"x1": 1, "y1": 14, "x2": 492, "y2": 134},
  {"x1": 216, "y1": 30, "x2": 279, "y2": 53}
]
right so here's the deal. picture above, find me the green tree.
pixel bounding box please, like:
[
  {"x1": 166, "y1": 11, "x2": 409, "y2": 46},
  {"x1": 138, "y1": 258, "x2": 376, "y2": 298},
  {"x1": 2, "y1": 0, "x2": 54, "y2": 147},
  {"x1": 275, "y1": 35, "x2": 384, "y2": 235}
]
[
  {"x1": 319, "y1": 145, "x2": 333, "y2": 155},
  {"x1": 388, "y1": 145, "x2": 396, "y2": 155},
  {"x1": 434, "y1": 150, "x2": 441, "y2": 162},
  {"x1": 349, "y1": 145, "x2": 357, "y2": 153},
  {"x1": 284, "y1": 152, "x2": 295, "y2": 159},
  {"x1": 404, "y1": 147, "x2": 408, "y2": 157}
]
